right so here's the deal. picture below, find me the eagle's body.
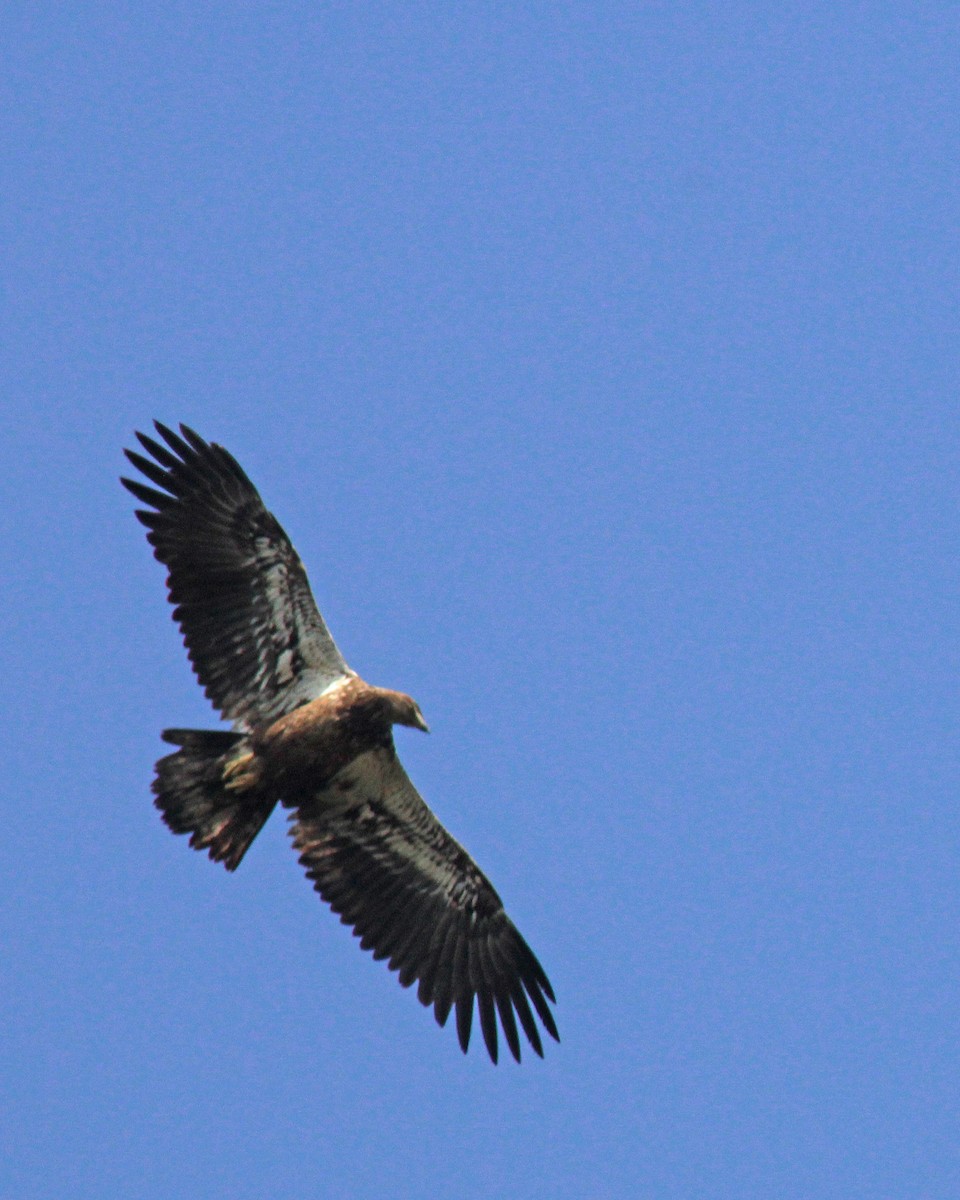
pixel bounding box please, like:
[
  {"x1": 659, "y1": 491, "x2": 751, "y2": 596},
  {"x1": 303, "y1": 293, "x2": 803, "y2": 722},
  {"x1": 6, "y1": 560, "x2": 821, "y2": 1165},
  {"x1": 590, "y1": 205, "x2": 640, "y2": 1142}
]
[
  {"x1": 122, "y1": 422, "x2": 557, "y2": 1063},
  {"x1": 222, "y1": 678, "x2": 426, "y2": 796}
]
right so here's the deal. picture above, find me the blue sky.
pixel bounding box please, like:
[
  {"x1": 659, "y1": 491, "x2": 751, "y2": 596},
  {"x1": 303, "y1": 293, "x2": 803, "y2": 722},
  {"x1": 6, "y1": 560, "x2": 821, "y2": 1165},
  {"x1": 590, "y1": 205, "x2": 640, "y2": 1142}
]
[{"x1": 3, "y1": 4, "x2": 959, "y2": 1197}]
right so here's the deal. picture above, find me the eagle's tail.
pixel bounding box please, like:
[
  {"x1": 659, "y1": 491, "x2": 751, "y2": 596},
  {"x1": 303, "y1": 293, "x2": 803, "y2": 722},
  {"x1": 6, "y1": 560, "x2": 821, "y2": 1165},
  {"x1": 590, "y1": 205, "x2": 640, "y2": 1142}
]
[{"x1": 153, "y1": 729, "x2": 277, "y2": 872}]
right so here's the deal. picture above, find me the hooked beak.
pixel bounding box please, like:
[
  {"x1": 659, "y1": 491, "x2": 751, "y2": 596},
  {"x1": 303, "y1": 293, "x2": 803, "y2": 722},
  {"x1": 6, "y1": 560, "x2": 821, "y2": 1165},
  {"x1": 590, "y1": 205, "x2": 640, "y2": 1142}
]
[{"x1": 414, "y1": 711, "x2": 430, "y2": 733}]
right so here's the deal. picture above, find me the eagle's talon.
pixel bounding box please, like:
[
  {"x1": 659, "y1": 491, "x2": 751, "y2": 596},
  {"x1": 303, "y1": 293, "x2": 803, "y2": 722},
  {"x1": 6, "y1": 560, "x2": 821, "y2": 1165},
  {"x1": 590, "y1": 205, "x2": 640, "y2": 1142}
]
[
  {"x1": 223, "y1": 752, "x2": 257, "y2": 790},
  {"x1": 223, "y1": 752, "x2": 254, "y2": 779}
]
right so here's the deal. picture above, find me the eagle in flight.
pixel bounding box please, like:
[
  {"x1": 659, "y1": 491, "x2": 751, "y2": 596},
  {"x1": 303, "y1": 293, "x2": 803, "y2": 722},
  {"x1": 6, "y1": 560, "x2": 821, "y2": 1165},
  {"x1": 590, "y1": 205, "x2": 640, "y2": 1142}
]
[{"x1": 122, "y1": 422, "x2": 558, "y2": 1063}]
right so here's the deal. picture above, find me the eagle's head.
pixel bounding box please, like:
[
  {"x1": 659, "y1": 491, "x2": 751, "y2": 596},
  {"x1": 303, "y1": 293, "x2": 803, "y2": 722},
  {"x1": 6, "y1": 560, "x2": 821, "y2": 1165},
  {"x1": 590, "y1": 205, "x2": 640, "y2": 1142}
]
[{"x1": 384, "y1": 690, "x2": 430, "y2": 734}]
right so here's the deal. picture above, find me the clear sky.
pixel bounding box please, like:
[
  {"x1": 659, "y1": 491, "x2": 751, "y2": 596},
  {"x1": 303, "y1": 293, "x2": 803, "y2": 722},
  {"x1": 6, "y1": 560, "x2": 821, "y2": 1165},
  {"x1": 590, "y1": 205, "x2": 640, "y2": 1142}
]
[{"x1": 2, "y1": 5, "x2": 958, "y2": 1198}]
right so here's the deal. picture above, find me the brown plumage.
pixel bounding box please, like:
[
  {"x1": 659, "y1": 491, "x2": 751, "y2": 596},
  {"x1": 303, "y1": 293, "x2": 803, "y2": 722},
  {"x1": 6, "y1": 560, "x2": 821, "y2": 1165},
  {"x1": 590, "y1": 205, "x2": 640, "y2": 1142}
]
[{"x1": 122, "y1": 421, "x2": 558, "y2": 1063}]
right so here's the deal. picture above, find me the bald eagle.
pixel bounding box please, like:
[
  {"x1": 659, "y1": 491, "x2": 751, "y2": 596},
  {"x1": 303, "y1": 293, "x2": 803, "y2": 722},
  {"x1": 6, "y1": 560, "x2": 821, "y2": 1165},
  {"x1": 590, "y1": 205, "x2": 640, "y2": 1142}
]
[{"x1": 122, "y1": 422, "x2": 557, "y2": 1063}]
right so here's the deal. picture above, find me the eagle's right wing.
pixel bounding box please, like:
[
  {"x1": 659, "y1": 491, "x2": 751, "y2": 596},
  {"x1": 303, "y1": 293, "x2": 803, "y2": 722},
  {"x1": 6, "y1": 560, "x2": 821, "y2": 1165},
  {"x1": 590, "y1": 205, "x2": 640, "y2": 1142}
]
[{"x1": 291, "y1": 747, "x2": 558, "y2": 1064}]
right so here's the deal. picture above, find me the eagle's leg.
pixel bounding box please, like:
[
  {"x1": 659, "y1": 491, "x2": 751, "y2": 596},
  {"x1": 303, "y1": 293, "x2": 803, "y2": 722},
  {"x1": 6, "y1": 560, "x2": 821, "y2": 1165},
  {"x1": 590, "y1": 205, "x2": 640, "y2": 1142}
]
[{"x1": 223, "y1": 751, "x2": 261, "y2": 792}]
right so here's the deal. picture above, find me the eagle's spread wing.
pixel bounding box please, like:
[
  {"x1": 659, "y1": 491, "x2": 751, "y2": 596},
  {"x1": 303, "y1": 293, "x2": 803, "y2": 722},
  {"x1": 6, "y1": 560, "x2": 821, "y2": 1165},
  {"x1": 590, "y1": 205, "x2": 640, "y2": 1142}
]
[
  {"x1": 291, "y1": 747, "x2": 558, "y2": 1064},
  {"x1": 122, "y1": 422, "x2": 352, "y2": 727}
]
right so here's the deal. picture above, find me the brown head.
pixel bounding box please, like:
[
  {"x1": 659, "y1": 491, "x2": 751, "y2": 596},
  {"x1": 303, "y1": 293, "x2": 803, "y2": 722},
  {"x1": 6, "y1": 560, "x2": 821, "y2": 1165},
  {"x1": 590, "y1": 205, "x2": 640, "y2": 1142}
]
[{"x1": 381, "y1": 689, "x2": 430, "y2": 733}]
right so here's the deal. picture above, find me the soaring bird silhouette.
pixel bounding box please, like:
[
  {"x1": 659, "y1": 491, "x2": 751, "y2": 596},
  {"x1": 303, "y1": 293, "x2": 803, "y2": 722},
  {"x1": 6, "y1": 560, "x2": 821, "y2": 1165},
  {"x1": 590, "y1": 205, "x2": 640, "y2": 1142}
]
[{"x1": 122, "y1": 422, "x2": 558, "y2": 1063}]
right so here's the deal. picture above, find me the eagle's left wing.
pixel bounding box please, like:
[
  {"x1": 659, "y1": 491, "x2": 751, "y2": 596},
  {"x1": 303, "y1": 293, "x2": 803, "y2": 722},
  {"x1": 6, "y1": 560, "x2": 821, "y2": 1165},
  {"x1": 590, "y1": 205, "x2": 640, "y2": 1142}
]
[
  {"x1": 291, "y1": 747, "x2": 558, "y2": 1064},
  {"x1": 122, "y1": 422, "x2": 353, "y2": 727}
]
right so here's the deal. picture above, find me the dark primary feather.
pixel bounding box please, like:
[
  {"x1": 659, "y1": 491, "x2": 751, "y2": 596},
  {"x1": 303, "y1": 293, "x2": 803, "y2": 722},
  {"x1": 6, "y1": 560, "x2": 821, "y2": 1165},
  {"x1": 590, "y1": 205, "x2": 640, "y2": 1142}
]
[
  {"x1": 121, "y1": 422, "x2": 351, "y2": 727},
  {"x1": 291, "y1": 747, "x2": 559, "y2": 1063}
]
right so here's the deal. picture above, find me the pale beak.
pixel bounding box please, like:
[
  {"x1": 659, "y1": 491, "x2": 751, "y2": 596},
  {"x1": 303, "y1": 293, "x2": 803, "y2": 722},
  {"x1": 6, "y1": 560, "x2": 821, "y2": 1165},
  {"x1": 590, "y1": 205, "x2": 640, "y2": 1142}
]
[{"x1": 414, "y1": 712, "x2": 430, "y2": 733}]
